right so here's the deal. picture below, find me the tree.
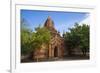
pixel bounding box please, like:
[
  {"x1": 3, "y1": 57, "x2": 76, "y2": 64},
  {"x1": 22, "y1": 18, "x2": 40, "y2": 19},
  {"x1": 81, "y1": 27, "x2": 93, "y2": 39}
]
[
  {"x1": 30, "y1": 26, "x2": 51, "y2": 61},
  {"x1": 21, "y1": 18, "x2": 51, "y2": 60},
  {"x1": 21, "y1": 18, "x2": 32, "y2": 55},
  {"x1": 64, "y1": 23, "x2": 89, "y2": 56},
  {"x1": 31, "y1": 26, "x2": 51, "y2": 50}
]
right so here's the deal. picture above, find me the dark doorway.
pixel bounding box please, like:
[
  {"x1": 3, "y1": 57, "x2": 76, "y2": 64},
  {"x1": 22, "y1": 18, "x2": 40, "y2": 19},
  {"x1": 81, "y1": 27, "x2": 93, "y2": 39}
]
[{"x1": 54, "y1": 46, "x2": 58, "y2": 57}]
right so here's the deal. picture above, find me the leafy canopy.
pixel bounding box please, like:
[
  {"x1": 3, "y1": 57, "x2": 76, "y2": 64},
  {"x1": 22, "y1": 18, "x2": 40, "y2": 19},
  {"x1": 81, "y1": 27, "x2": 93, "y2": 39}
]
[
  {"x1": 21, "y1": 19, "x2": 51, "y2": 55},
  {"x1": 64, "y1": 23, "x2": 89, "y2": 55}
]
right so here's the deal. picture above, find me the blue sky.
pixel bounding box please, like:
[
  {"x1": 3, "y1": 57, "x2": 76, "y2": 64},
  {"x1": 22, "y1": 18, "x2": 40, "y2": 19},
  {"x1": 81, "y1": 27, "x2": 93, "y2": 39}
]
[{"x1": 21, "y1": 9, "x2": 89, "y2": 35}]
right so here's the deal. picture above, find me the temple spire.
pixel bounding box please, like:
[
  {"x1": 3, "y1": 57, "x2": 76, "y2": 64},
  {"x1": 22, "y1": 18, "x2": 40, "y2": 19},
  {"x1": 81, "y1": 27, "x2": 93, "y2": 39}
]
[
  {"x1": 47, "y1": 16, "x2": 51, "y2": 20},
  {"x1": 44, "y1": 16, "x2": 54, "y2": 28}
]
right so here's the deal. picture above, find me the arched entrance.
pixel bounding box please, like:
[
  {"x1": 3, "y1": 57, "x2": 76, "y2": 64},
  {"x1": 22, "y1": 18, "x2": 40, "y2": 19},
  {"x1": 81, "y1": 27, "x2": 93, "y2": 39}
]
[{"x1": 54, "y1": 46, "x2": 58, "y2": 57}]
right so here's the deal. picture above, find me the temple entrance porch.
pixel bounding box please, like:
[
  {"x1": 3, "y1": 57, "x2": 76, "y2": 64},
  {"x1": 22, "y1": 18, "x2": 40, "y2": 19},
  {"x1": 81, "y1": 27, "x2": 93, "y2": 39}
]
[{"x1": 48, "y1": 45, "x2": 62, "y2": 59}]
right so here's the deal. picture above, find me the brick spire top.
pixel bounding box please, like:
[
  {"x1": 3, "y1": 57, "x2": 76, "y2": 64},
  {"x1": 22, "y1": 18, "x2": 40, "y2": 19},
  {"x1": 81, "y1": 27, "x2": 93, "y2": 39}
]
[{"x1": 44, "y1": 16, "x2": 54, "y2": 28}]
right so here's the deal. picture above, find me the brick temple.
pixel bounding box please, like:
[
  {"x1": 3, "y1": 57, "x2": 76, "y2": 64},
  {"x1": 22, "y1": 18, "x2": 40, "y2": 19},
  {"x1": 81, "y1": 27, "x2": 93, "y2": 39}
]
[{"x1": 33, "y1": 16, "x2": 66, "y2": 60}]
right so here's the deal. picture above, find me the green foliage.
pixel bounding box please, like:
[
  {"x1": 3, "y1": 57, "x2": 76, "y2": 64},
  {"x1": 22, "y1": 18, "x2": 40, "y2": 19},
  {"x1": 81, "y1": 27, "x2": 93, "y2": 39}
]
[
  {"x1": 21, "y1": 29, "x2": 32, "y2": 55},
  {"x1": 64, "y1": 23, "x2": 89, "y2": 55},
  {"x1": 32, "y1": 27, "x2": 51, "y2": 49},
  {"x1": 21, "y1": 18, "x2": 32, "y2": 55},
  {"x1": 21, "y1": 19, "x2": 51, "y2": 55}
]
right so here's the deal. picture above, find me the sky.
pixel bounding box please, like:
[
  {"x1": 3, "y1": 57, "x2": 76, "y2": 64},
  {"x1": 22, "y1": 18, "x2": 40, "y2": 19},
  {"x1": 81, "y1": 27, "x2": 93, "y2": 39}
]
[{"x1": 21, "y1": 9, "x2": 90, "y2": 36}]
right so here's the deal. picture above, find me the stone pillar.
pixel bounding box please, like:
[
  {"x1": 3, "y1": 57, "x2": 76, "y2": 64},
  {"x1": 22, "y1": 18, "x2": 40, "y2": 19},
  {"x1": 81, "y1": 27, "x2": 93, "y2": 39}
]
[
  {"x1": 58, "y1": 45, "x2": 63, "y2": 58},
  {"x1": 49, "y1": 44, "x2": 52, "y2": 58}
]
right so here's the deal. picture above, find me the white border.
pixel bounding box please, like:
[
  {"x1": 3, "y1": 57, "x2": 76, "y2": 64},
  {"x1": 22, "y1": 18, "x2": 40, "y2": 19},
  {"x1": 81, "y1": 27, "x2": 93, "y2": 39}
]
[{"x1": 11, "y1": 4, "x2": 96, "y2": 73}]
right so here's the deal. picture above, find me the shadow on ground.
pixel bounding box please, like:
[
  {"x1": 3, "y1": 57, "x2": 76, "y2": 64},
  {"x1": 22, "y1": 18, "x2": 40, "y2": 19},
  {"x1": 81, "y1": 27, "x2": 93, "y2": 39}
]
[{"x1": 21, "y1": 55, "x2": 89, "y2": 63}]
